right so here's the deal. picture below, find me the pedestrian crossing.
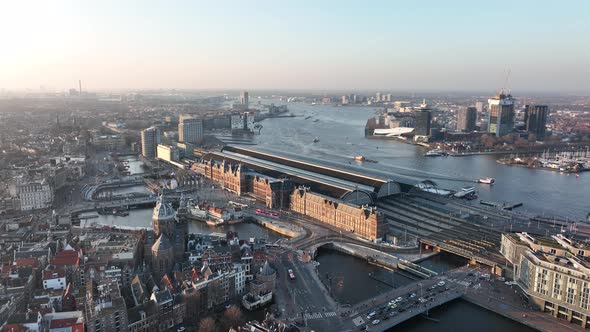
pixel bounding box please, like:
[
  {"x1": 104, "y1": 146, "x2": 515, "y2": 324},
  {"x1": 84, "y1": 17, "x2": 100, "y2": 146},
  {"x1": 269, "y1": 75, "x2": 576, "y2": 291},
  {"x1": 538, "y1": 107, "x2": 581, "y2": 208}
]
[{"x1": 304, "y1": 311, "x2": 337, "y2": 320}]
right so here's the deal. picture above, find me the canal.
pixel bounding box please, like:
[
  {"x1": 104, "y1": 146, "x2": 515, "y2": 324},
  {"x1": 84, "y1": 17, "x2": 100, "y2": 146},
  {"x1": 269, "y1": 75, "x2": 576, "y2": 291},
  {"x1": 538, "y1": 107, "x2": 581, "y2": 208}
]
[
  {"x1": 315, "y1": 247, "x2": 537, "y2": 331},
  {"x1": 85, "y1": 208, "x2": 285, "y2": 241}
]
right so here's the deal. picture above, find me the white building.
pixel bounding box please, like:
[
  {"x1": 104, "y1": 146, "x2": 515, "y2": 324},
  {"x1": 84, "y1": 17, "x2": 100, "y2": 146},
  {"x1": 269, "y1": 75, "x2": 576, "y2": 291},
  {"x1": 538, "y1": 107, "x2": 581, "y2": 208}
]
[
  {"x1": 141, "y1": 126, "x2": 161, "y2": 159},
  {"x1": 234, "y1": 264, "x2": 246, "y2": 295},
  {"x1": 157, "y1": 144, "x2": 179, "y2": 162},
  {"x1": 18, "y1": 180, "x2": 53, "y2": 211},
  {"x1": 178, "y1": 115, "x2": 203, "y2": 144},
  {"x1": 43, "y1": 269, "x2": 67, "y2": 290},
  {"x1": 245, "y1": 112, "x2": 256, "y2": 132}
]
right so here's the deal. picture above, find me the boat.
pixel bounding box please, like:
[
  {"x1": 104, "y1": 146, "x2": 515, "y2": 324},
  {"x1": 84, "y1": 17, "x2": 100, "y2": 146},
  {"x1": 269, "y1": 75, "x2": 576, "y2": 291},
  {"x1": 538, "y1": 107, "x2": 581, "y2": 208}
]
[
  {"x1": 206, "y1": 219, "x2": 224, "y2": 227},
  {"x1": 477, "y1": 177, "x2": 495, "y2": 184},
  {"x1": 354, "y1": 155, "x2": 378, "y2": 163},
  {"x1": 425, "y1": 149, "x2": 446, "y2": 157},
  {"x1": 313, "y1": 119, "x2": 319, "y2": 122},
  {"x1": 454, "y1": 186, "x2": 476, "y2": 198},
  {"x1": 304, "y1": 116, "x2": 312, "y2": 120},
  {"x1": 187, "y1": 202, "x2": 207, "y2": 221},
  {"x1": 313, "y1": 137, "x2": 320, "y2": 143}
]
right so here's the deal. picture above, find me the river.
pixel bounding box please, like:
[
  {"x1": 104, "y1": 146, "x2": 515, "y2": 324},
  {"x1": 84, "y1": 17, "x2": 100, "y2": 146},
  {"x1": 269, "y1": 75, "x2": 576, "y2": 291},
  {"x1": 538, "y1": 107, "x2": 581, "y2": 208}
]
[{"x1": 228, "y1": 102, "x2": 588, "y2": 220}]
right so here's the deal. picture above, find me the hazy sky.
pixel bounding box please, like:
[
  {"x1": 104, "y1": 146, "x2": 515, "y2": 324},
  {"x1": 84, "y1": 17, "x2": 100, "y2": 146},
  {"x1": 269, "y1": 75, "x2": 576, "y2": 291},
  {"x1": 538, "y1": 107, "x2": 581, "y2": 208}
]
[{"x1": 1, "y1": 0, "x2": 589, "y2": 92}]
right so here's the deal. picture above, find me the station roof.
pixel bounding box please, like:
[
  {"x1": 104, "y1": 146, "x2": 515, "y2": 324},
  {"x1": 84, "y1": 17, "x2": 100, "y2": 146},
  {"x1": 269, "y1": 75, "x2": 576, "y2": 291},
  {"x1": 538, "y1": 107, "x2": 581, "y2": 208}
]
[{"x1": 221, "y1": 146, "x2": 433, "y2": 189}]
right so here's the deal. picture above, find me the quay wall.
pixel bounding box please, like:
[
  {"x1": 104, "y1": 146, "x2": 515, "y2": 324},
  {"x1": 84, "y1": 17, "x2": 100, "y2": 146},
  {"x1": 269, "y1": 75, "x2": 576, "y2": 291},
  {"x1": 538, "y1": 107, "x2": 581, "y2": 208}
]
[{"x1": 255, "y1": 218, "x2": 301, "y2": 238}]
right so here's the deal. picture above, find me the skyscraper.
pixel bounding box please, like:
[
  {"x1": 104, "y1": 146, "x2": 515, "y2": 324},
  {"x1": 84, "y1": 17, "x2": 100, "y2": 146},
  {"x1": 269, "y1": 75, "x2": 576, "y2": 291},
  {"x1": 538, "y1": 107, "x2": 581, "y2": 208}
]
[
  {"x1": 457, "y1": 106, "x2": 477, "y2": 132},
  {"x1": 375, "y1": 92, "x2": 381, "y2": 102},
  {"x1": 487, "y1": 92, "x2": 515, "y2": 137},
  {"x1": 240, "y1": 91, "x2": 249, "y2": 109},
  {"x1": 178, "y1": 115, "x2": 203, "y2": 143},
  {"x1": 524, "y1": 104, "x2": 549, "y2": 140},
  {"x1": 414, "y1": 99, "x2": 432, "y2": 136},
  {"x1": 475, "y1": 101, "x2": 484, "y2": 114},
  {"x1": 141, "y1": 126, "x2": 161, "y2": 159}
]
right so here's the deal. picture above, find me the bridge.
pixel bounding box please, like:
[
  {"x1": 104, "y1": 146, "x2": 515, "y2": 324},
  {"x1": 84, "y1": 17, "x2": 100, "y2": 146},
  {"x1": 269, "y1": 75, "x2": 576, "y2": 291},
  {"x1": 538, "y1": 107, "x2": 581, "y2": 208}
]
[{"x1": 70, "y1": 196, "x2": 158, "y2": 216}]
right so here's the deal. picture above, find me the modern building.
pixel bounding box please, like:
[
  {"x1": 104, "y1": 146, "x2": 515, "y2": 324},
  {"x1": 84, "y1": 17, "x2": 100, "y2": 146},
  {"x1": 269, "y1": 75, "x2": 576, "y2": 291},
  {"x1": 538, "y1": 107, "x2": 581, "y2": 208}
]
[
  {"x1": 475, "y1": 101, "x2": 485, "y2": 115},
  {"x1": 240, "y1": 91, "x2": 249, "y2": 109},
  {"x1": 487, "y1": 92, "x2": 515, "y2": 137},
  {"x1": 141, "y1": 126, "x2": 161, "y2": 159},
  {"x1": 457, "y1": 106, "x2": 477, "y2": 132},
  {"x1": 414, "y1": 100, "x2": 432, "y2": 137},
  {"x1": 178, "y1": 115, "x2": 203, "y2": 144},
  {"x1": 156, "y1": 144, "x2": 179, "y2": 162},
  {"x1": 500, "y1": 233, "x2": 590, "y2": 328},
  {"x1": 524, "y1": 104, "x2": 549, "y2": 140}
]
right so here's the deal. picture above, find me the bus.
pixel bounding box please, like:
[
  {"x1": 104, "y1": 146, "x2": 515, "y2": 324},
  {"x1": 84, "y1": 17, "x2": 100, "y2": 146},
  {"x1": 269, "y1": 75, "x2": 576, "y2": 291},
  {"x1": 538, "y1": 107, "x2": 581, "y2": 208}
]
[{"x1": 288, "y1": 269, "x2": 295, "y2": 280}]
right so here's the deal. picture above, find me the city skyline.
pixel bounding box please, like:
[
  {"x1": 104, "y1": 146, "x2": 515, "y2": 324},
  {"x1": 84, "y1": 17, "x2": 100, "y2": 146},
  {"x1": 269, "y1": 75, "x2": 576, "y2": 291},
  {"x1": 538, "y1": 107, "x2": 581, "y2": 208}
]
[{"x1": 1, "y1": 0, "x2": 590, "y2": 92}]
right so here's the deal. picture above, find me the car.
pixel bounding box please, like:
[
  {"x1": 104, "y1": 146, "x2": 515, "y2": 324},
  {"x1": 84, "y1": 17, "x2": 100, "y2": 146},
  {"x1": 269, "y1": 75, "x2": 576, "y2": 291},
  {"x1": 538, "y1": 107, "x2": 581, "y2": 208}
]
[
  {"x1": 498, "y1": 277, "x2": 506, "y2": 282},
  {"x1": 396, "y1": 296, "x2": 403, "y2": 302},
  {"x1": 388, "y1": 311, "x2": 397, "y2": 317},
  {"x1": 437, "y1": 281, "x2": 446, "y2": 287},
  {"x1": 372, "y1": 320, "x2": 380, "y2": 325},
  {"x1": 389, "y1": 304, "x2": 397, "y2": 309},
  {"x1": 410, "y1": 293, "x2": 417, "y2": 298},
  {"x1": 367, "y1": 311, "x2": 376, "y2": 319}
]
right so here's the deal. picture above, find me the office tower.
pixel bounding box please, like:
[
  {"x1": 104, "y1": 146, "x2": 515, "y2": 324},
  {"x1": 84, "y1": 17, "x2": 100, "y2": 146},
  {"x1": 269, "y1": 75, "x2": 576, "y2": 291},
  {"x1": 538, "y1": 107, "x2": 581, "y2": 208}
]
[
  {"x1": 487, "y1": 92, "x2": 515, "y2": 137},
  {"x1": 524, "y1": 104, "x2": 549, "y2": 140},
  {"x1": 414, "y1": 100, "x2": 432, "y2": 136},
  {"x1": 178, "y1": 115, "x2": 203, "y2": 144},
  {"x1": 240, "y1": 91, "x2": 249, "y2": 109},
  {"x1": 375, "y1": 92, "x2": 381, "y2": 102},
  {"x1": 141, "y1": 126, "x2": 161, "y2": 159},
  {"x1": 457, "y1": 106, "x2": 477, "y2": 132},
  {"x1": 475, "y1": 101, "x2": 484, "y2": 114}
]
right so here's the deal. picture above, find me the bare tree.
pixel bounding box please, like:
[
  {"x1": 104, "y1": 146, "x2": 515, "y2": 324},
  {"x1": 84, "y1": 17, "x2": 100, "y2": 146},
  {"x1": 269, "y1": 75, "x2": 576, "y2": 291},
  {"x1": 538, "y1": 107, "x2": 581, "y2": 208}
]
[
  {"x1": 223, "y1": 305, "x2": 244, "y2": 330},
  {"x1": 198, "y1": 317, "x2": 217, "y2": 332}
]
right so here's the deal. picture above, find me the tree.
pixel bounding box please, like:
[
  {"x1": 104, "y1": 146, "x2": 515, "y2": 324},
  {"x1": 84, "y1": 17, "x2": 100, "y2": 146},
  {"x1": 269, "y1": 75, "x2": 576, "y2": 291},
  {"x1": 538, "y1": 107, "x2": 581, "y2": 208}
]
[
  {"x1": 223, "y1": 305, "x2": 244, "y2": 330},
  {"x1": 198, "y1": 317, "x2": 217, "y2": 332}
]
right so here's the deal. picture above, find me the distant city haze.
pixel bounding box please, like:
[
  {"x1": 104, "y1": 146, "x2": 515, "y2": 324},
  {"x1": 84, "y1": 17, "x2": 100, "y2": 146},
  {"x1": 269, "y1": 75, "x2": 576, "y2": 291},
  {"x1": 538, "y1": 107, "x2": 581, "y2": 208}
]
[{"x1": 1, "y1": 0, "x2": 589, "y2": 92}]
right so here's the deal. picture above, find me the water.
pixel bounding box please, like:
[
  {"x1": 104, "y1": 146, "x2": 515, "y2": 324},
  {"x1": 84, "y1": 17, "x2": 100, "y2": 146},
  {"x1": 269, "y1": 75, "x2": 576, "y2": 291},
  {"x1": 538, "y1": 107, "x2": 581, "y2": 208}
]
[
  {"x1": 87, "y1": 208, "x2": 284, "y2": 241},
  {"x1": 120, "y1": 155, "x2": 146, "y2": 175},
  {"x1": 316, "y1": 248, "x2": 536, "y2": 332},
  {"x1": 315, "y1": 247, "x2": 415, "y2": 304},
  {"x1": 418, "y1": 252, "x2": 469, "y2": 274},
  {"x1": 390, "y1": 299, "x2": 537, "y2": 332},
  {"x1": 239, "y1": 102, "x2": 588, "y2": 220}
]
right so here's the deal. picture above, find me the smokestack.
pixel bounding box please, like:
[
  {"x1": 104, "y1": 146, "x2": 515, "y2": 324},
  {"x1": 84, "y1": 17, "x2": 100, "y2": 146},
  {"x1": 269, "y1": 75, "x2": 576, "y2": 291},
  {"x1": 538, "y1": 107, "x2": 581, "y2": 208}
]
[{"x1": 79, "y1": 80, "x2": 82, "y2": 95}]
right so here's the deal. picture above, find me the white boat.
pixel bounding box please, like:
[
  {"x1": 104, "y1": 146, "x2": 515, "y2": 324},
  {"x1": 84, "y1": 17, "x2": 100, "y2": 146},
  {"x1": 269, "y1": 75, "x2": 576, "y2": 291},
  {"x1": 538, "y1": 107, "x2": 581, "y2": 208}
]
[
  {"x1": 477, "y1": 177, "x2": 495, "y2": 184},
  {"x1": 454, "y1": 186, "x2": 476, "y2": 198},
  {"x1": 354, "y1": 155, "x2": 366, "y2": 161},
  {"x1": 425, "y1": 149, "x2": 446, "y2": 157},
  {"x1": 313, "y1": 137, "x2": 320, "y2": 143}
]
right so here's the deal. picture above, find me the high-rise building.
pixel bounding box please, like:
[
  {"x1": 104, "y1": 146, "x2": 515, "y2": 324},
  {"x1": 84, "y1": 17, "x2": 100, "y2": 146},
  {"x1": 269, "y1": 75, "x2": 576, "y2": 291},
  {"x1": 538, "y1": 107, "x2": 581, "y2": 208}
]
[
  {"x1": 141, "y1": 126, "x2": 161, "y2": 159},
  {"x1": 240, "y1": 91, "x2": 249, "y2": 109},
  {"x1": 487, "y1": 92, "x2": 515, "y2": 137},
  {"x1": 375, "y1": 92, "x2": 381, "y2": 102},
  {"x1": 475, "y1": 101, "x2": 484, "y2": 114},
  {"x1": 414, "y1": 100, "x2": 432, "y2": 136},
  {"x1": 524, "y1": 104, "x2": 549, "y2": 140},
  {"x1": 457, "y1": 106, "x2": 477, "y2": 132},
  {"x1": 178, "y1": 115, "x2": 203, "y2": 144}
]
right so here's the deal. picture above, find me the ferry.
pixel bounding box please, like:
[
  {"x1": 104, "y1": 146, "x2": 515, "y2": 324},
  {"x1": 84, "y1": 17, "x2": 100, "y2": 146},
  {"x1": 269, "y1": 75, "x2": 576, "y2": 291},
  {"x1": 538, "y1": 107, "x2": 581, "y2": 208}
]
[
  {"x1": 288, "y1": 269, "x2": 296, "y2": 280},
  {"x1": 454, "y1": 186, "x2": 476, "y2": 199},
  {"x1": 477, "y1": 177, "x2": 495, "y2": 184},
  {"x1": 425, "y1": 149, "x2": 446, "y2": 157}
]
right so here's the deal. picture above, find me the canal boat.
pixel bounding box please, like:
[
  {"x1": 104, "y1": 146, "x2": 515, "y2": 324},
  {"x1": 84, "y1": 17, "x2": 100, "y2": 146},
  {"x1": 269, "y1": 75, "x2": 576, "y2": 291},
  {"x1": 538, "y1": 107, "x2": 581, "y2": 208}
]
[
  {"x1": 453, "y1": 186, "x2": 476, "y2": 198},
  {"x1": 477, "y1": 177, "x2": 495, "y2": 184}
]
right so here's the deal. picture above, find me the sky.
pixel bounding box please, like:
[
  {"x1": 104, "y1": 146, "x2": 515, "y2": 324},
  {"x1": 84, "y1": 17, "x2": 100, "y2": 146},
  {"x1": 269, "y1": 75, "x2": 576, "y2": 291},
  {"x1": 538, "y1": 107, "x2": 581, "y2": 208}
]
[{"x1": 1, "y1": 0, "x2": 589, "y2": 92}]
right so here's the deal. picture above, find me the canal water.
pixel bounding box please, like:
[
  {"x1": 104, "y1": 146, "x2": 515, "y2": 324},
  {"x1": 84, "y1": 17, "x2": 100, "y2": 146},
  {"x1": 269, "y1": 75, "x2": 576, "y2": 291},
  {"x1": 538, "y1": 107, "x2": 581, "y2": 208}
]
[
  {"x1": 316, "y1": 248, "x2": 536, "y2": 332},
  {"x1": 87, "y1": 208, "x2": 284, "y2": 241},
  {"x1": 229, "y1": 101, "x2": 589, "y2": 220}
]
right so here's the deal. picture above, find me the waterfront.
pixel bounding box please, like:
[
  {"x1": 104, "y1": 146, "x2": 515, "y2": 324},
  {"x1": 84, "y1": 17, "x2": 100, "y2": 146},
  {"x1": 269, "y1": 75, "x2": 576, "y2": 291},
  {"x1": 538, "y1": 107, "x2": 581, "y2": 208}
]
[
  {"x1": 390, "y1": 298, "x2": 537, "y2": 332},
  {"x1": 234, "y1": 101, "x2": 589, "y2": 220},
  {"x1": 85, "y1": 208, "x2": 285, "y2": 241}
]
